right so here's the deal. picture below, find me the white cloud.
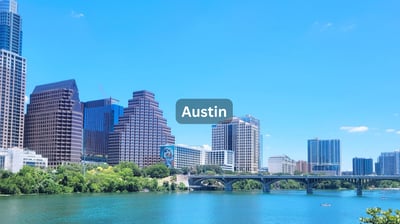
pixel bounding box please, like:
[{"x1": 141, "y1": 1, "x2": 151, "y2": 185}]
[
  {"x1": 265, "y1": 134, "x2": 271, "y2": 138},
  {"x1": 24, "y1": 95, "x2": 29, "y2": 104},
  {"x1": 313, "y1": 21, "x2": 334, "y2": 32},
  {"x1": 71, "y1": 10, "x2": 84, "y2": 19},
  {"x1": 341, "y1": 23, "x2": 356, "y2": 32},
  {"x1": 340, "y1": 126, "x2": 369, "y2": 133},
  {"x1": 386, "y1": 129, "x2": 396, "y2": 133},
  {"x1": 396, "y1": 131, "x2": 400, "y2": 135}
]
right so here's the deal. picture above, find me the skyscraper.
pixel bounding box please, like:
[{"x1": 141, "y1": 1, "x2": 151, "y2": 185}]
[
  {"x1": 375, "y1": 151, "x2": 400, "y2": 175},
  {"x1": 82, "y1": 98, "x2": 123, "y2": 162},
  {"x1": 0, "y1": 0, "x2": 25, "y2": 148},
  {"x1": 307, "y1": 139, "x2": 341, "y2": 175},
  {"x1": 352, "y1": 157, "x2": 373, "y2": 175},
  {"x1": 108, "y1": 90, "x2": 175, "y2": 167},
  {"x1": 212, "y1": 115, "x2": 260, "y2": 173},
  {"x1": 24, "y1": 80, "x2": 83, "y2": 167}
]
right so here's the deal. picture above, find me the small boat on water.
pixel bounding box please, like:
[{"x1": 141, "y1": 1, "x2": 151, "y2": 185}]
[{"x1": 320, "y1": 203, "x2": 331, "y2": 207}]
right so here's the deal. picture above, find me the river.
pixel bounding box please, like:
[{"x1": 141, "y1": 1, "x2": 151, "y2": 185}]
[{"x1": 0, "y1": 190, "x2": 399, "y2": 224}]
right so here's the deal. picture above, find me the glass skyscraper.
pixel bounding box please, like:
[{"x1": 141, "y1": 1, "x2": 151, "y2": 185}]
[
  {"x1": 0, "y1": 0, "x2": 25, "y2": 148},
  {"x1": 108, "y1": 90, "x2": 175, "y2": 167},
  {"x1": 82, "y1": 98, "x2": 123, "y2": 162},
  {"x1": 375, "y1": 151, "x2": 400, "y2": 175},
  {"x1": 307, "y1": 139, "x2": 341, "y2": 175},
  {"x1": 352, "y1": 157, "x2": 373, "y2": 175},
  {"x1": 212, "y1": 115, "x2": 260, "y2": 173},
  {"x1": 24, "y1": 80, "x2": 83, "y2": 167}
]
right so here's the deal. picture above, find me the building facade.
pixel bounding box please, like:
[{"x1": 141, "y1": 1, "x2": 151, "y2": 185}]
[
  {"x1": 268, "y1": 155, "x2": 296, "y2": 174},
  {"x1": 375, "y1": 151, "x2": 400, "y2": 175},
  {"x1": 0, "y1": 148, "x2": 48, "y2": 173},
  {"x1": 352, "y1": 157, "x2": 373, "y2": 175},
  {"x1": 24, "y1": 80, "x2": 83, "y2": 167},
  {"x1": 212, "y1": 115, "x2": 260, "y2": 173},
  {"x1": 0, "y1": 0, "x2": 26, "y2": 148},
  {"x1": 206, "y1": 150, "x2": 234, "y2": 172},
  {"x1": 296, "y1": 160, "x2": 309, "y2": 174},
  {"x1": 160, "y1": 144, "x2": 209, "y2": 169},
  {"x1": 108, "y1": 90, "x2": 175, "y2": 167},
  {"x1": 308, "y1": 139, "x2": 341, "y2": 175},
  {"x1": 82, "y1": 98, "x2": 123, "y2": 162}
]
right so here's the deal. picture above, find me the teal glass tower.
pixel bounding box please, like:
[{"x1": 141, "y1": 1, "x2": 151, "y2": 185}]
[
  {"x1": 0, "y1": 0, "x2": 26, "y2": 148},
  {"x1": 0, "y1": 0, "x2": 22, "y2": 54},
  {"x1": 82, "y1": 98, "x2": 123, "y2": 162}
]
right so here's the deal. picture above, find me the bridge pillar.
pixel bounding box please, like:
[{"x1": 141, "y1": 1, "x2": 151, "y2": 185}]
[
  {"x1": 355, "y1": 179, "x2": 363, "y2": 196},
  {"x1": 225, "y1": 182, "x2": 233, "y2": 192},
  {"x1": 306, "y1": 183, "x2": 313, "y2": 195},
  {"x1": 262, "y1": 183, "x2": 271, "y2": 193},
  {"x1": 357, "y1": 186, "x2": 362, "y2": 196}
]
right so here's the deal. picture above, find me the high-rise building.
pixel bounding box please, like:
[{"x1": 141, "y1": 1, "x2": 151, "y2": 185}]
[
  {"x1": 0, "y1": 0, "x2": 26, "y2": 148},
  {"x1": 24, "y1": 80, "x2": 83, "y2": 167},
  {"x1": 108, "y1": 90, "x2": 175, "y2": 167},
  {"x1": 212, "y1": 115, "x2": 260, "y2": 173},
  {"x1": 307, "y1": 139, "x2": 341, "y2": 175},
  {"x1": 82, "y1": 98, "x2": 123, "y2": 162},
  {"x1": 375, "y1": 151, "x2": 400, "y2": 175},
  {"x1": 268, "y1": 155, "x2": 296, "y2": 174},
  {"x1": 352, "y1": 157, "x2": 373, "y2": 175},
  {"x1": 0, "y1": 0, "x2": 22, "y2": 55}
]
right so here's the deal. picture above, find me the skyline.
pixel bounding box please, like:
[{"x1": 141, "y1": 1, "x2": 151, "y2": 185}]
[{"x1": 18, "y1": 0, "x2": 400, "y2": 170}]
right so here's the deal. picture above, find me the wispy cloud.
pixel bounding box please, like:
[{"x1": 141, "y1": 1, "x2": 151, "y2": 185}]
[
  {"x1": 71, "y1": 10, "x2": 85, "y2": 19},
  {"x1": 341, "y1": 23, "x2": 356, "y2": 32},
  {"x1": 340, "y1": 126, "x2": 369, "y2": 133},
  {"x1": 386, "y1": 129, "x2": 396, "y2": 133},
  {"x1": 312, "y1": 21, "x2": 356, "y2": 33},
  {"x1": 265, "y1": 134, "x2": 271, "y2": 138},
  {"x1": 313, "y1": 21, "x2": 334, "y2": 32}
]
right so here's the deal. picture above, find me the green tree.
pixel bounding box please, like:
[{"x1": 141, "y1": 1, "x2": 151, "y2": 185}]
[
  {"x1": 114, "y1": 162, "x2": 142, "y2": 177},
  {"x1": 144, "y1": 163, "x2": 170, "y2": 178},
  {"x1": 360, "y1": 208, "x2": 400, "y2": 224}
]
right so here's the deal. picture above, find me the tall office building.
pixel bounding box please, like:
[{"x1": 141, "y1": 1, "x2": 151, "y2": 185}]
[
  {"x1": 0, "y1": 0, "x2": 26, "y2": 148},
  {"x1": 212, "y1": 115, "x2": 260, "y2": 173},
  {"x1": 308, "y1": 139, "x2": 341, "y2": 175},
  {"x1": 82, "y1": 98, "x2": 123, "y2": 162},
  {"x1": 375, "y1": 151, "x2": 400, "y2": 175},
  {"x1": 24, "y1": 80, "x2": 83, "y2": 167},
  {"x1": 352, "y1": 157, "x2": 373, "y2": 175},
  {"x1": 108, "y1": 90, "x2": 175, "y2": 167}
]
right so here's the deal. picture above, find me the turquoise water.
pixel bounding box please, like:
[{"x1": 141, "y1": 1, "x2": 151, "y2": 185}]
[{"x1": 0, "y1": 190, "x2": 399, "y2": 224}]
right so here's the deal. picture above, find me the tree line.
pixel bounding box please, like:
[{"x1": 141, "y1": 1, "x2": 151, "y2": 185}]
[{"x1": 0, "y1": 162, "x2": 187, "y2": 195}]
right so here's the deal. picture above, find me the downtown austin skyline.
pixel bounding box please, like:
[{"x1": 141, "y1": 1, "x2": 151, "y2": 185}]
[{"x1": 17, "y1": 0, "x2": 400, "y2": 170}]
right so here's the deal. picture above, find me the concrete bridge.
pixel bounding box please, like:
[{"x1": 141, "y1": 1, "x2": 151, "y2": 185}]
[{"x1": 188, "y1": 175, "x2": 400, "y2": 196}]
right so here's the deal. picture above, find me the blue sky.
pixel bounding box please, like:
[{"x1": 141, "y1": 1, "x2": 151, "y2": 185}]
[{"x1": 19, "y1": 0, "x2": 400, "y2": 170}]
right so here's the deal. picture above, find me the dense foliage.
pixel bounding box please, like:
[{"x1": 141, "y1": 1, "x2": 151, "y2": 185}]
[
  {"x1": 182, "y1": 165, "x2": 224, "y2": 175},
  {"x1": 360, "y1": 208, "x2": 400, "y2": 224},
  {"x1": 0, "y1": 162, "x2": 185, "y2": 195},
  {"x1": 233, "y1": 180, "x2": 262, "y2": 190}
]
